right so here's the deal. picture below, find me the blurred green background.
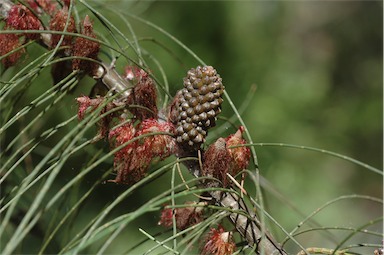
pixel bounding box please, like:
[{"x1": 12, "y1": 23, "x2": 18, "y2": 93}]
[{"x1": 1, "y1": 0, "x2": 382, "y2": 254}]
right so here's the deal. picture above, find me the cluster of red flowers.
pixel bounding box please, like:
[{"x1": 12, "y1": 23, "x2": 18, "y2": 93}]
[
  {"x1": 158, "y1": 203, "x2": 236, "y2": 255},
  {"x1": 1, "y1": 0, "x2": 99, "y2": 75},
  {"x1": 1, "y1": 3, "x2": 40, "y2": 67},
  {"x1": 202, "y1": 126, "x2": 250, "y2": 187},
  {"x1": 76, "y1": 66, "x2": 176, "y2": 185},
  {"x1": 201, "y1": 225, "x2": 236, "y2": 255},
  {"x1": 108, "y1": 119, "x2": 175, "y2": 185},
  {"x1": 124, "y1": 66, "x2": 159, "y2": 120},
  {"x1": 158, "y1": 201, "x2": 204, "y2": 230}
]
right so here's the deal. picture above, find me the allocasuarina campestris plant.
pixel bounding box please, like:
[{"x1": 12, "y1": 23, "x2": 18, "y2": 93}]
[{"x1": 0, "y1": 1, "x2": 289, "y2": 254}]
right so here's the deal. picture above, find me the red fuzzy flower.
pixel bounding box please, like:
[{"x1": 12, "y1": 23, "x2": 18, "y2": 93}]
[
  {"x1": 201, "y1": 225, "x2": 236, "y2": 255},
  {"x1": 202, "y1": 138, "x2": 232, "y2": 187},
  {"x1": 76, "y1": 96, "x2": 103, "y2": 120},
  {"x1": 125, "y1": 66, "x2": 158, "y2": 120},
  {"x1": 62, "y1": 0, "x2": 73, "y2": 8},
  {"x1": 49, "y1": 7, "x2": 76, "y2": 49},
  {"x1": 0, "y1": 32, "x2": 25, "y2": 68},
  {"x1": 158, "y1": 202, "x2": 204, "y2": 230},
  {"x1": 158, "y1": 207, "x2": 174, "y2": 228},
  {"x1": 72, "y1": 15, "x2": 100, "y2": 75},
  {"x1": 202, "y1": 126, "x2": 250, "y2": 187},
  {"x1": 109, "y1": 118, "x2": 175, "y2": 185},
  {"x1": 108, "y1": 122, "x2": 138, "y2": 183},
  {"x1": 225, "y1": 126, "x2": 250, "y2": 174},
  {"x1": 6, "y1": 4, "x2": 42, "y2": 40},
  {"x1": 76, "y1": 96, "x2": 123, "y2": 139}
]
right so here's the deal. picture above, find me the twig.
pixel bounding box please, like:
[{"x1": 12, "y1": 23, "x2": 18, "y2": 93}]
[{"x1": 296, "y1": 247, "x2": 351, "y2": 255}]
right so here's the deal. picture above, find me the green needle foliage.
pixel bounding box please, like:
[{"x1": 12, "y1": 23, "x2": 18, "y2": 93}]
[{"x1": 1, "y1": 1, "x2": 382, "y2": 255}]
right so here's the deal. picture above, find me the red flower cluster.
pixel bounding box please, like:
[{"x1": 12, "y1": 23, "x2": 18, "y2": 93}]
[
  {"x1": 0, "y1": 33, "x2": 25, "y2": 68},
  {"x1": 158, "y1": 202, "x2": 204, "y2": 230},
  {"x1": 125, "y1": 66, "x2": 158, "y2": 120},
  {"x1": 49, "y1": 7, "x2": 77, "y2": 49},
  {"x1": 76, "y1": 66, "x2": 169, "y2": 185},
  {"x1": 109, "y1": 119, "x2": 175, "y2": 184},
  {"x1": 202, "y1": 126, "x2": 250, "y2": 187},
  {"x1": 6, "y1": 4, "x2": 42, "y2": 40},
  {"x1": 1, "y1": 3, "x2": 41, "y2": 67},
  {"x1": 1, "y1": 1, "x2": 100, "y2": 75},
  {"x1": 71, "y1": 15, "x2": 100, "y2": 75},
  {"x1": 201, "y1": 225, "x2": 236, "y2": 255}
]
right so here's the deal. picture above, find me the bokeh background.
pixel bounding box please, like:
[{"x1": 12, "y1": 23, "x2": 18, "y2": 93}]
[{"x1": 1, "y1": 0, "x2": 382, "y2": 254}]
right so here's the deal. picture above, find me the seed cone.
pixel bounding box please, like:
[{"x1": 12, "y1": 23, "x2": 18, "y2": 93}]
[{"x1": 174, "y1": 66, "x2": 224, "y2": 150}]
